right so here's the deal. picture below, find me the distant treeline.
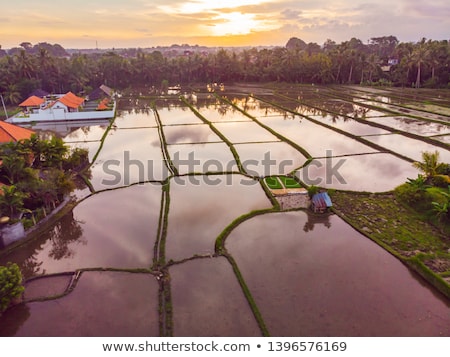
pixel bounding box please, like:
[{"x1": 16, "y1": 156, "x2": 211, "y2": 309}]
[{"x1": 0, "y1": 36, "x2": 449, "y2": 104}]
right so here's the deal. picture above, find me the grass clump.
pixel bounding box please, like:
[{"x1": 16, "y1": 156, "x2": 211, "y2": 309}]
[{"x1": 264, "y1": 177, "x2": 283, "y2": 190}]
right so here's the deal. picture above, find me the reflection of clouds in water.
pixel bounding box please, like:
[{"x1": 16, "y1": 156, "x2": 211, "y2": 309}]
[{"x1": 163, "y1": 125, "x2": 220, "y2": 144}]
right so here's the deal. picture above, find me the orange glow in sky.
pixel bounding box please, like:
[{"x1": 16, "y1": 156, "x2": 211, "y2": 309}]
[{"x1": 0, "y1": 0, "x2": 448, "y2": 48}]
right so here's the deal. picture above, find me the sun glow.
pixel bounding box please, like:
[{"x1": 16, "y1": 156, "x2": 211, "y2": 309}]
[
  {"x1": 177, "y1": 0, "x2": 267, "y2": 14},
  {"x1": 211, "y1": 12, "x2": 259, "y2": 36}
]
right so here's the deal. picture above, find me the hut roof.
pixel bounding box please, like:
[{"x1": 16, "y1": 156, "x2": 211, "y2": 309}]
[{"x1": 311, "y1": 192, "x2": 333, "y2": 209}]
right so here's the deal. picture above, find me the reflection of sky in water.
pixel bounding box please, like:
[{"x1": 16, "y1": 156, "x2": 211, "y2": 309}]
[
  {"x1": 213, "y1": 121, "x2": 280, "y2": 143},
  {"x1": 170, "y1": 258, "x2": 260, "y2": 336},
  {"x1": 197, "y1": 105, "x2": 252, "y2": 122},
  {"x1": 433, "y1": 134, "x2": 450, "y2": 144},
  {"x1": 258, "y1": 116, "x2": 378, "y2": 157},
  {"x1": 167, "y1": 143, "x2": 237, "y2": 174},
  {"x1": 157, "y1": 107, "x2": 204, "y2": 125},
  {"x1": 310, "y1": 115, "x2": 391, "y2": 136},
  {"x1": 30, "y1": 120, "x2": 109, "y2": 140},
  {"x1": 1, "y1": 272, "x2": 159, "y2": 336},
  {"x1": 364, "y1": 134, "x2": 450, "y2": 162},
  {"x1": 114, "y1": 111, "x2": 157, "y2": 129},
  {"x1": 366, "y1": 116, "x2": 450, "y2": 136},
  {"x1": 296, "y1": 153, "x2": 420, "y2": 192},
  {"x1": 90, "y1": 127, "x2": 167, "y2": 190},
  {"x1": 235, "y1": 142, "x2": 307, "y2": 176},
  {"x1": 9, "y1": 184, "x2": 162, "y2": 277},
  {"x1": 166, "y1": 175, "x2": 272, "y2": 262},
  {"x1": 226, "y1": 211, "x2": 450, "y2": 337},
  {"x1": 163, "y1": 124, "x2": 222, "y2": 144}
]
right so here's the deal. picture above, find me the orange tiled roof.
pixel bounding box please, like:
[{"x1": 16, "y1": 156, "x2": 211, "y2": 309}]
[
  {"x1": 58, "y1": 92, "x2": 85, "y2": 109},
  {"x1": 19, "y1": 95, "x2": 45, "y2": 107},
  {"x1": 97, "y1": 102, "x2": 108, "y2": 110},
  {"x1": 0, "y1": 121, "x2": 35, "y2": 143}
]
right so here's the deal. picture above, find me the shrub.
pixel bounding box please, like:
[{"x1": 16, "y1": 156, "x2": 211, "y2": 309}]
[
  {"x1": 436, "y1": 163, "x2": 450, "y2": 176},
  {"x1": 395, "y1": 183, "x2": 424, "y2": 205},
  {"x1": 431, "y1": 175, "x2": 450, "y2": 188},
  {"x1": 0, "y1": 263, "x2": 24, "y2": 314},
  {"x1": 307, "y1": 185, "x2": 320, "y2": 198}
]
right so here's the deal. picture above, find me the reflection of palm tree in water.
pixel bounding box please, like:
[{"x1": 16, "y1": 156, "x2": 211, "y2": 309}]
[
  {"x1": 48, "y1": 212, "x2": 85, "y2": 260},
  {"x1": 303, "y1": 211, "x2": 332, "y2": 232},
  {"x1": 1, "y1": 211, "x2": 85, "y2": 279}
]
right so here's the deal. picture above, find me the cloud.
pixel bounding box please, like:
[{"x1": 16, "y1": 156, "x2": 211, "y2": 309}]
[{"x1": 281, "y1": 9, "x2": 303, "y2": 19}]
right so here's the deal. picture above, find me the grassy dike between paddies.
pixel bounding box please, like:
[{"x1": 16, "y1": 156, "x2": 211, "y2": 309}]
[{"x1": 330, "y1": 190, "x2": 450, "y2": 299}]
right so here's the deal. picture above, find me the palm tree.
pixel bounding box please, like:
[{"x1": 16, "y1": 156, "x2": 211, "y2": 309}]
[
  {"x1": 412, "y1": 39, "x2": 431, "y2": 88},
  {"x1": 14, "y1": 49, "x2": 36, "y2": 79},
  {"x1": 412, "y1": 150, "x2": 443, "y2": 179},
  {"x1": 2, "y1": 84, "x2": 21, "y2": 105}
]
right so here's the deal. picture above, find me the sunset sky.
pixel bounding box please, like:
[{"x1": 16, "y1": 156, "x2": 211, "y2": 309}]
[{"x1": 1, "y1": 0, "x2": 449, "y2": 49}]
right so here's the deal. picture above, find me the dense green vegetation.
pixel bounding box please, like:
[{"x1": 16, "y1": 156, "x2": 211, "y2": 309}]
[
  {"x1": 0, "y1": 36, "x2": 449, "y2": 109},
  {"x1": 0, "y1": 135, "x2": 89, "y2": 225},
  {"x1": 0, "y1": 262, "x2": 24, "y2": 315}
]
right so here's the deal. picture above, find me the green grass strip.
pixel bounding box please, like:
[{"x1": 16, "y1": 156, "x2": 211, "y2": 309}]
[
  {"x1": 90, "y1": 115, "x2": 117, "y2": 166},
  {"x1": 152, "y1": 104, "x2": 179, "y2": 176},
  {"x1": 224, "y1": 253, "x2": 270, "y2": 336}
]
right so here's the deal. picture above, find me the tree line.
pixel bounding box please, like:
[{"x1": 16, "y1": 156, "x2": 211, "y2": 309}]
[{"x1": 0, "y1": 36, "x2": 449, "y2": 105}]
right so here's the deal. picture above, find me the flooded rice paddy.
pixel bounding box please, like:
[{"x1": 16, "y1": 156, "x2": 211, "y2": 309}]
[{"x1": 0, "y1": 85, "x2": 449, "y2": 336}]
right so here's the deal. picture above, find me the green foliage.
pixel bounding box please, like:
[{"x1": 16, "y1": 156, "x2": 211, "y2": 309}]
[
  {"x1": 406, "y1": 174, "x2": 430, "y2": 190},
  {"x1": 431, "y1": 186, "x2": 450, "y2": 223},
  {"x1": 0, "y1": 263, "x2": 24, "y2": 314},
  {"x1": 412, "y1": 151, "x2": 444, "y2": 179},
  {"x1": 430, "y1": 174, "x2": 450, "y2": 188},
  {"x1": 0, "y1": 135, "x2": 86, "y2": 221},
  {"x1": 62, "y1": 147, "x2": 89, "y2": 172},
  {"x1": 436, "y1": 163, "x2": 450, "y2": 176},
  {"x1": 0, "y1": 185, "x2": 28, "y2": 217},
  {"x1": 307, "y1": 185, "x2": 320, "y2": 198}
]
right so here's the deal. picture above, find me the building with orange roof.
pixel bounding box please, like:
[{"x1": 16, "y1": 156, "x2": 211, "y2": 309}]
[
  {"x1": 8, "y1": 89, "x2": 116, "y2": 123},
  {"x1": 18, "y1": 96, "x2": 45, "y2": 113},
  {"x1": 0, "y1": 120, "x2": 35, "y2": 143},
  {"x1": 52, "y1": 92, "x2": 85, "y2": 111}
]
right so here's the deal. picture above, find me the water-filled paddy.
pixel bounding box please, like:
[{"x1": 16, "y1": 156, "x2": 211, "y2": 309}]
[
  {"x1": 213, "y1": 121, "x2": 281, "y2": 143},
  {"x1": 0, "y1": 184, "x2": 162, "y2": 279},
  {"x1": 1, "y1": 86, "x2": 449, "y2": 337},
  {"x1": 90, "y1": 127, "x2": 167, "y2": 189},
  {"x1": 257, "y1": 115, "x2": 378, "y2": 157},
  {"x1": 226, "y1": 211, "x2": 450, "y2": 336},
  {"x1": 0, "y1": 271, "x2": 159, "y2": 336},
  {"x1": 166, "y1": 174, "x2": 272, "y2": 262},
  {"x1": 364, "y1": 133, "x2": 450, "y2": 162},
  {"x1": 296, "y1": 153, "x2": 420, "y2": 191},
  {"x1": 168, "y1": 143, "x2": 238, "y2": 174},
  {"x1": 163, "y1": 124, "x2": 222, "y2": 144},
  {"x1": 235, "y1": 142, "x2": 307, "y2": 176},
  {"x1": 170, "y1": 257, "x2": 260, "y2": 336}
]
